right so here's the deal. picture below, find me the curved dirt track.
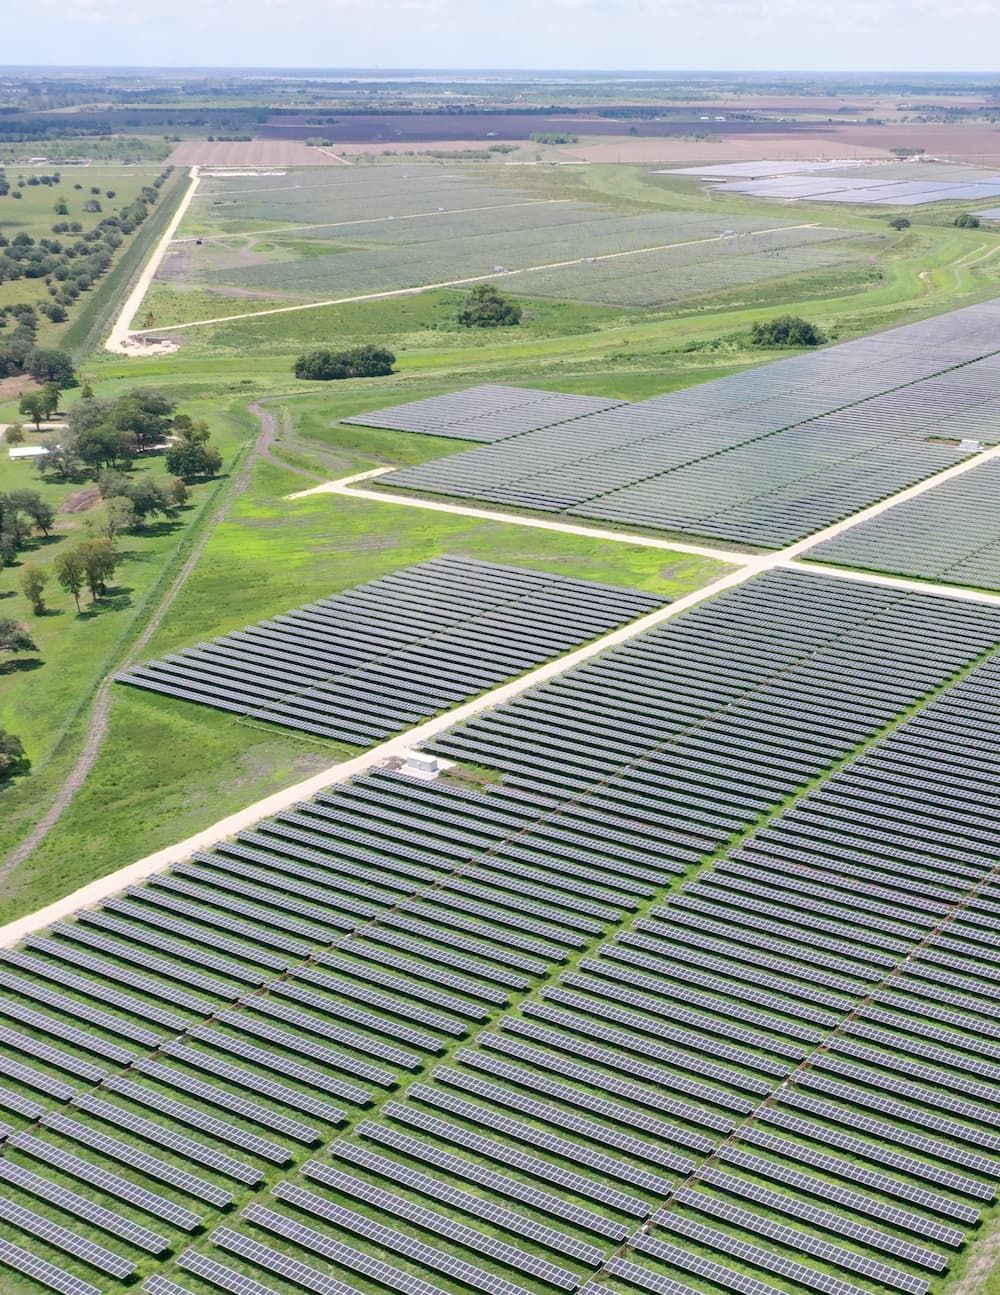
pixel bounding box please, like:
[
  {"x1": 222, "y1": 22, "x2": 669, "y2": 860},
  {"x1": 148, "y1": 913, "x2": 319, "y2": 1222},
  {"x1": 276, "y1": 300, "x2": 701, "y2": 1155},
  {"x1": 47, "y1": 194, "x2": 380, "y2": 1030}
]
[{"x1": 0, "y1": 403, "x2": 289, "y2": 881}]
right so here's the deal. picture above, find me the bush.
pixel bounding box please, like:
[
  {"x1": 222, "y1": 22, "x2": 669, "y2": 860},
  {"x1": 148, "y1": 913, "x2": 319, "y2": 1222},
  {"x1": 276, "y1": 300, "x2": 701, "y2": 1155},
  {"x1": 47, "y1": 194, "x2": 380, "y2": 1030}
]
[
  {"x1": 749, "y1": 315, "x2": 825, "y2": 348},
  {"x1": 888, "y1": 217, "x2": 911, "y2": 231},
  {"x1": 0, "y1": 728, "x2": 28, "y2": 781},
  {"x1": 457, "y1": 284, "x2": 522, "y2": 328},
  {"x1": 293, "y1": 345, "x2": 396, "y2": 381},
  {"x1": 954, "y1": 213, "x2": 981, "y2": 228}
]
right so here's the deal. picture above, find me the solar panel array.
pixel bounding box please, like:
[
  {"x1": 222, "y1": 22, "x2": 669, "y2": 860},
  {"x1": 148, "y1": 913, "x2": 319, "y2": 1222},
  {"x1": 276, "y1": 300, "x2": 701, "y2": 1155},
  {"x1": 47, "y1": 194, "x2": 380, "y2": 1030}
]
[
  {"x1": 665, "y1": 159, "x2": 1000, "y2": 205},
  {"x1": 115, "y1": 556, "x2": 664, "y2": 742},
  {"x1": 379, "y1": 298, "x2": 1000, "y2": 545},
  {"x1": 560, "y1": 653, "x2": 1000, "y2": 1295},
  {"x1": 342, "y1": 385, "x2": 626, "y2": 442},
  {"x1": 712, "y1": 174, "x2": 1000, "y2": 205},
  {"x1": 3, "y1": 570, "x2": 1000, "y2": 1295},
  {"x1": 807, "y1": 458, "x2": 1000, "y2": 591},
  {"x1": 429, "y1": 569, "x2": 1000, "y2": 828}
]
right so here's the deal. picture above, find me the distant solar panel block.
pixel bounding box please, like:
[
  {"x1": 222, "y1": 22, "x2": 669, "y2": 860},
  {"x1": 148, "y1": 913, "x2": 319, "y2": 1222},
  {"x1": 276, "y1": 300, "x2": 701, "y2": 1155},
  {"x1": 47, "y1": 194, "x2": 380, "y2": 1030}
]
[
  {"x1": 116, "y1": 556, "x2": 664, "y2": 743},
  {"x1": 381, "y1": 298, "x2": 1000, "y2": 545},
  {"x1": 808, "y1": 459, "x2": 1000, "y2": 592},
  {"x1": 342, "y1": 384, "x2": 625, "y2": 441}
]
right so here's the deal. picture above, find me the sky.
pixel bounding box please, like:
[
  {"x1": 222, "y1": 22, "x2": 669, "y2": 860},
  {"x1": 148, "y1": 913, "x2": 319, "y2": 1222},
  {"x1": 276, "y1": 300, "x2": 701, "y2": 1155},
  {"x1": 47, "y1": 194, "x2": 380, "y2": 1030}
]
[{"x1": 4, "y1": 0, "x2": 1000, "y2": 73}]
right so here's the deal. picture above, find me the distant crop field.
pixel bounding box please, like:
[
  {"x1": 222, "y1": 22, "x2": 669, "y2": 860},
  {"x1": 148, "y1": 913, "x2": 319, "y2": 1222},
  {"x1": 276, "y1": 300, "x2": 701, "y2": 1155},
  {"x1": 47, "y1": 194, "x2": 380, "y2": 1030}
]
[
  {"x1": 169, "y1": 139, "x2": 349, "y2": 166},
  {"x1": 151, "y1": 166, "x2": 870, "y2": 318}
]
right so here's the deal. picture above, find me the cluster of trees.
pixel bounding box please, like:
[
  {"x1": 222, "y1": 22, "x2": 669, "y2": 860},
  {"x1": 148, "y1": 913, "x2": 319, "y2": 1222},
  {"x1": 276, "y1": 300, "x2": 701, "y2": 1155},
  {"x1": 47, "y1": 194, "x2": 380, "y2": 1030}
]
[
  {"x1": 18, "y1": 383, "x2": 62, "y2": 428},
  {"x1": 0, "y1": 167, "x2": 171, "y2": 321},
  {"x1": 0, "y1": 489, "x2": 55, "y2": 566},
  {"x1": 749, "y1": 315, "x2": 826, "y2": 348},
  {"x1": 955, "y1": 213, "x2": 981, "y2": 228},
  {"x1": 38, "y1": 389, "x2": 222, "y2": 482},
  {"x1": 293, "y1": 345, "x2": 396, "y2": 381},
  {"x1": 96, "y1": 469, "x2": 188, "y2": 533},
  {"x1": 51, "y1": 539, "x2": 122, "y2": 611},
  {"x1": 0, "y1": 305, "x2": 77, "y2": 381},
  {"x1": 15, "y1": 537, "x2": 125, "y2": 616},
  {"x1": 457, "y1": 284, "x2": 522, "y2": 328}
]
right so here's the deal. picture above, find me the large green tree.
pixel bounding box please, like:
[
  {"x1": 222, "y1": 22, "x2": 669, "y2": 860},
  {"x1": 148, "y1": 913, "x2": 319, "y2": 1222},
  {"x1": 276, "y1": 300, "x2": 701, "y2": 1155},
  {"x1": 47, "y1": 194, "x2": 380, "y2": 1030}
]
[
  {"x1": 54, "y1": 548, "x2": 85, "y2": 611},
  {"x1": 750, "y1": 315, "x2": 825, "y2": 348},
  {"x1": 165, "y1": 417, "x2": 222, "y2": 481},
  {"x1": 457, "y1": 283, "x2": 522, "y2": 328}
]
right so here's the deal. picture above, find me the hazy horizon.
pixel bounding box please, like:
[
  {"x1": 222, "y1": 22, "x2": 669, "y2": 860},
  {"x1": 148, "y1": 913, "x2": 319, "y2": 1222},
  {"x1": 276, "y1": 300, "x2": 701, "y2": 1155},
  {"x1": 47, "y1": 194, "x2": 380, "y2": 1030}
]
[{"x1": 5, "y1": 1, "x2": 1000, "y2": 78}]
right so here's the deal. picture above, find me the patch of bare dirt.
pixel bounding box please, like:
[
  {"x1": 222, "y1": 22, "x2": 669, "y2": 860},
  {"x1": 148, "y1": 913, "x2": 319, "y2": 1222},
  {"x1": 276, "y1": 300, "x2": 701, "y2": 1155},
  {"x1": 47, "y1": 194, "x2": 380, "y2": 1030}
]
[
  {"x1": 0, "y1": 374, "x2": 37, "y2": 401},
  {"x1": 62, "y1": 487, "x2": 101, "y2": 514}
]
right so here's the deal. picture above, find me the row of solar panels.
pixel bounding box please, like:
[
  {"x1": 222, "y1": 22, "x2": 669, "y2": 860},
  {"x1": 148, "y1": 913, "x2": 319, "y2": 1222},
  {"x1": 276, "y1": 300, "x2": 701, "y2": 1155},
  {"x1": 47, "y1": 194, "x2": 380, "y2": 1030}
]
[
  {"x1": 808, "y1": 457, "x2": 1000, "y2": 593},
  {"x1": 116, "y1": 556, "x2": 665, "y2": 745},
  {"x1": 372, "y1": 298, "x2": 1000, "y2": 546}
]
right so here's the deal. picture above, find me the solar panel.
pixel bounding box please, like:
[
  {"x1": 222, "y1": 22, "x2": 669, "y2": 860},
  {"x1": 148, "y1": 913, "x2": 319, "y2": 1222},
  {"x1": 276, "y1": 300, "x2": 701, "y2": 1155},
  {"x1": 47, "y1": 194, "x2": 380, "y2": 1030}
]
[
  {"x1": 383, "y1": 1098, "x2": 647, "y2": 1218},
  {"x1": 174, "y1": 1249, "x2": 287, "y2": 1295},
  {"x1": 696, "y1": 1164, "x2": 945, "y2": 1271},
  {"x1": 0, "y1": 1237, "x2": 100, "y2": 1295},
  {"x1": 0, "y1": 1156, "x2": 170, "y2": 1254},
  {"x1": 40, "y1": 1112, "x2": 234, "y2": 1209},
  {"x1": 299, "y1": 1159, "x2": 579, "y2": 1288},
  {"x1": 205, "y1": 1230, "x2": 368, "y2": 1295},
  {"x1": 10, "y1": 1130, "x2": 199, "y2": 1231},
  {"x1": 266, "y1": 1188, "x2": 538, "y2": 1295},
  {"x1": 330, "y1": 1136, "x2": 603, "y2": 1264},
  {"x1": 668, "y1": 1189, "x2": 928, "y2": 1294},
  {"x1": 71, "y1": 1091, "x2": 265, "y2": 1185},
  {"x1": 413, "y1": 1077, "x2": 677, "y2": 1196},
  {"x1": 363, "y1": 1113, "x2": 629, "y2": 1240},
  {"x1": 0, "y1": 1194, "x2": 134, "y2": 1279}
]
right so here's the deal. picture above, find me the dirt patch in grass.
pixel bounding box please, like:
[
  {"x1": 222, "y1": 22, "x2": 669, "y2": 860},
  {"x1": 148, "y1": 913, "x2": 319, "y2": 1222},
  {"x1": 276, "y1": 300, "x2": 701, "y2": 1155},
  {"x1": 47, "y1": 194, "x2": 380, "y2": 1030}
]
[
  {"x1": 62, "y1": 487, "x2": 101, "y2": 514},
  {"x1": 0, "y1": 374, "x2": 37, "y2": 401}
]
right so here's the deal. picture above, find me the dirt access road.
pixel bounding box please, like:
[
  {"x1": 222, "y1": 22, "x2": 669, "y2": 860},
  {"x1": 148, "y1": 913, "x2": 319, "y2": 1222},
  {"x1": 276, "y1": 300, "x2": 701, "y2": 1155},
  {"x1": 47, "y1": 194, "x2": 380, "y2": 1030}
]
[{"x1": 105, "y1": 165, "x2": 201, "y2": 354}]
